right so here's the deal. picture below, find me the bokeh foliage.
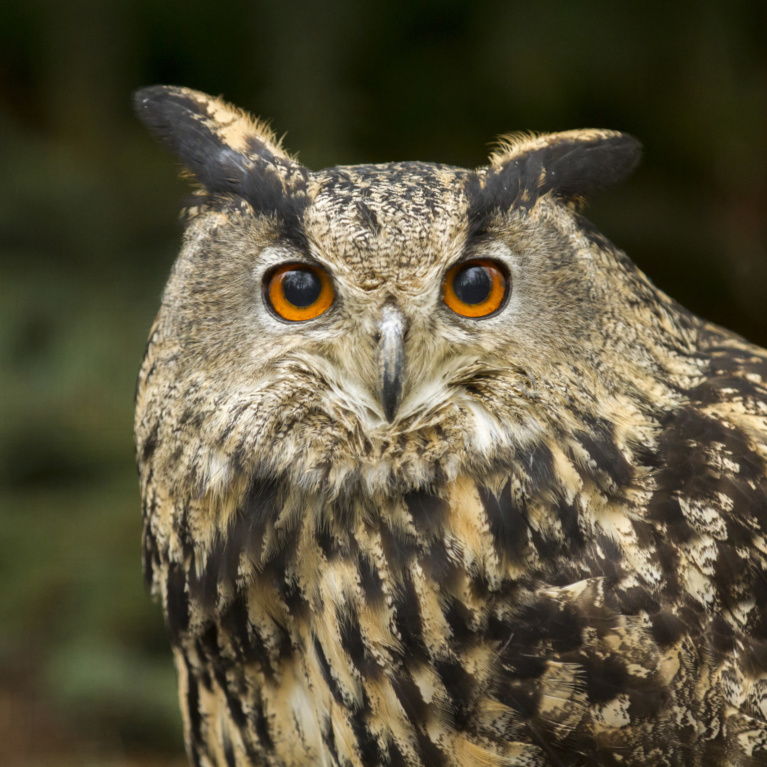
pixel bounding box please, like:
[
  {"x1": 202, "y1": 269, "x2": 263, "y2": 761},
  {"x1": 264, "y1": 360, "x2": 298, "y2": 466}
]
[{"x1": 1, "y1": 1, "x2": 765, "y2": 764}]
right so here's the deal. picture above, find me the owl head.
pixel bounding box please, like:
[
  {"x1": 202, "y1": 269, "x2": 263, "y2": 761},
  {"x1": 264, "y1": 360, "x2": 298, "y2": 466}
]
[{"x1": 135, "y1": 86, "x2": 693, "y2": 502}]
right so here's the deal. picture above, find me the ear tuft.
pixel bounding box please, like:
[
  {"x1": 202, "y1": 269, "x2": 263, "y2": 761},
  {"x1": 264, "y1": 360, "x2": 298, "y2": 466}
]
[
  {"x1": 486, "y1": 129, "x2": 642, "y2": 206},
  {"x1": 134, "y1": 85, "x2": 294, "y2": 166},
  {"x1": 134, "y1": 86, "x2": 309, "y2": 217}
]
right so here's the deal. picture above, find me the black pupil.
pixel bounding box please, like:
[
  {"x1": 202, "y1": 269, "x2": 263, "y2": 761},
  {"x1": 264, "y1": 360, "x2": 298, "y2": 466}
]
[
  {"x1": 454, "y1": 265, "x2": 491, "y2": 305},
  {"x1": 282, "y1": 269, "x2": 322, "y2": 307}
]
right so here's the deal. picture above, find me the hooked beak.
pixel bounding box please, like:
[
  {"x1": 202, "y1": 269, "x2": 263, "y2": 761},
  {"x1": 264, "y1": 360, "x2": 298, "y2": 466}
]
[{"x1": 377, "y1": 305, "x2": 407, "y2": 422}]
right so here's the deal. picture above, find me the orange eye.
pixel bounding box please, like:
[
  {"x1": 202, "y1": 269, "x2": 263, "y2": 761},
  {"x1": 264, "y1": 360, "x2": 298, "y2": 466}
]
[
  {"x1": 443, "y1": 259, "x2": 508, "y2": 318},
  {"x1": 265, "y1": 263, "x2": 334, "y2": 321}
]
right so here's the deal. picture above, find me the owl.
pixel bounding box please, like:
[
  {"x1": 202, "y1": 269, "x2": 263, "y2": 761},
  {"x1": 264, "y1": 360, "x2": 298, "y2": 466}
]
[{"x1": 134, "y1": 86, "x2": 767, "y2": 767}]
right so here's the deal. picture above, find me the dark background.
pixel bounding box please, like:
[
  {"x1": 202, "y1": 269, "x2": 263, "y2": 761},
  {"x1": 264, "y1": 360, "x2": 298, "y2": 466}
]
[{"x1": 1, "y1": 1, "x2": 765, "y2": 765}]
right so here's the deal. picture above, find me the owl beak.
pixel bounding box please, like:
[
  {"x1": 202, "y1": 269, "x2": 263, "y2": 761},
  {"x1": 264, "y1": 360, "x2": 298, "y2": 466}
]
[{"x1": 377, "y1": 305, "x2": 407, "y2": 422}]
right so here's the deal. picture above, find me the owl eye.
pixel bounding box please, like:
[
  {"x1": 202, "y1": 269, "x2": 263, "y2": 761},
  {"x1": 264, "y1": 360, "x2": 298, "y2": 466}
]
[
  {"x1": 443, "y1": 259, "x2": 508, "y2": 318},
  {"x1": 265, "y1": 264, "x2": 334, "y2": 321}
]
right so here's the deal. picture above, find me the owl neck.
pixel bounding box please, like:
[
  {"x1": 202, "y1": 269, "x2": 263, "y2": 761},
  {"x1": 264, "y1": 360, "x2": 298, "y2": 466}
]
[{"x1": 164, "y1": 403, "x2": 654, "y2": 635}]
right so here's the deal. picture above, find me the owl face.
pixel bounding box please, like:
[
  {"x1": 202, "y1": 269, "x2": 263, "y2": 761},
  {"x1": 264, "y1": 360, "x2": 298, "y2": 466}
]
[{"x1": 135, "y1": 86, "x2": 664, "y2": 498}]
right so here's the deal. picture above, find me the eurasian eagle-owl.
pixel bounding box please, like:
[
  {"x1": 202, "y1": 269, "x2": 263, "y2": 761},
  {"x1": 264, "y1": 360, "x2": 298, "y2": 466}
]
[{"x1": 134, "y1": 86, "x2": 767, "y2": 767}]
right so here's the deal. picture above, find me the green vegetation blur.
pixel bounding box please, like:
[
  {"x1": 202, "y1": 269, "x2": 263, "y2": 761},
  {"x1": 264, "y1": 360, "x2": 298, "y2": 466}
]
[{"x1": 1, "y1": 1, "x2": 765, "y2": 764}]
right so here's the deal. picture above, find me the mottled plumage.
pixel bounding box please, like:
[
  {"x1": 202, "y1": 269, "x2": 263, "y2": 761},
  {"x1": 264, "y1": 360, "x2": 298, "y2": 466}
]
[{"x1": 134, "y1": 86, "x2": 767, "y2": 767}]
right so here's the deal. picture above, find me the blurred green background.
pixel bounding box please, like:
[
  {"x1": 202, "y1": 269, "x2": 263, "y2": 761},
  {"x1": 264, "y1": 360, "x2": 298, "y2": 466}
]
[{"x1": 1, "y1": 1, "x2": 765, "y2": 765}]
